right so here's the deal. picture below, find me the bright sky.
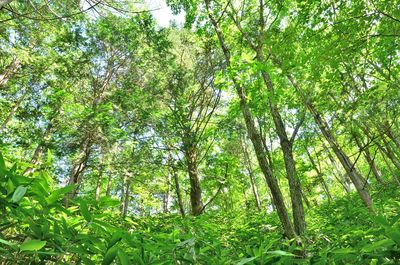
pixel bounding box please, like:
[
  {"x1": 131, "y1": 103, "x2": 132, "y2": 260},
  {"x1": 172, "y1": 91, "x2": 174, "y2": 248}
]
[{"x1": 146, "y1": 0, "x2": 185, "y2": 27}]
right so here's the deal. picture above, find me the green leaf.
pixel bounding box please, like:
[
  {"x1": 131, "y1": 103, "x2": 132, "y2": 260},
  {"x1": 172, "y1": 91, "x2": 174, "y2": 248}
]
[
  {"x1": 81, "y1": 257, "x2": 96, "y2": 265},
  {"x1": 373, "y1": 215, "x2": 390, "y2": 228},
  {"x1": 361, "y1": 239, "x2": 395, "y2": 252},
  {"x1": 0, "y1": 152, "x2": 6, "y2": 177},
  {"x1": 11, "y1": 186, "x2": 27, "y2": 203},
  {"x1": 80, "y1": 201, "x2": 92, "y2": 222},
  {"x1": 0, "y1": 152, "x2": 5, "y2": 170},
  {"x1": 0, "y1": 238, "x2": 16, "y2": 247},
  {"x1": 6, "y1": 178, "x2": 15, "y2": 195},
  {"x1": 107, "y1": 230, "x2": 123, "y2": 250},
  {"x1": 266, "y1": 250, "x2": 294, "y2": 256},
  {"x1": 46, "y1": 185, "x2": 75, "y2": 205},
  {"x1": 19, "y1": 240, "x2": 46, "y2": 251},
  {"x1": 102, "y1": 245, "x2": 118, "y2": 265},
  {"x1": 236, "y1": 256, "x2": 257, "y2": 265},
  {"x1": 386, "y1": 229, "x2": 400, "y2": 246},
  {"x1": 99, "y1": 196, "x2": 121, "y2": 207},
  {"x1": 331, "y1": 248, "x2": 355, "y2": 254},
  {"x1": 118, "y1": 249, "x2": 130, "y2": 265}
]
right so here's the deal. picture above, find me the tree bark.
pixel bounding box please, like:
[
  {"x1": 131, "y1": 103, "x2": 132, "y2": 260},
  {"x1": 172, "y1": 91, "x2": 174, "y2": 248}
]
[
  {"x1": 205, "y1": 1, "x2": 296, "y2": 238},
  {"x1": 301, "y1": 189, "x2": 311, "y2": 209},
  {"x1": 241, "y1": 135, "x2": 262, "y2": 212},
  {"x1": 306, "y1": 148, "x2": 333, "y2": 202},
  {"x1": 379, "y1": 149, "x2": 400, "y2": 186},
  {"x1": 106, "y1": 172, "x2": 112, "y2": 196},
  {"x1": 0, "y1": 89, "x2": 28, "y2": 132},
  {"x1": 353, "y1": 135, "x2": 383, "y2": 183},
  {"x1": 65, "y1": 139, "x2": 92, "y2": 205},
  {"x1": 24, "y1": 118, "x2": 55, "y2": 175},
  {"x1": 226, "y1": 4, "x2": 306, "y2": 234},
  {"x1": 122, "y1": 178, "x2": 130, "y2": 217},
  {"x1": 383, "y1": 122, "x2": 400, "y2": 150},
  {"x1": 0, "y1": 56, "x2": 20, "y2": 86},
  {"x1": 282, "y1": 70, "x2": 373, "y2": 212},
  {"x1": 163, "y1": 173, "x2": 171, "y2": 213},
  {"x1": 95, "y1": 165, "x2": 104, "y2": 201},
  {"x1": 259, "y1": 68, "x2": 305, "y2": 234},
  {"x1": 185, "y1": 149, "x2": 203, "y2": 216},
  {"x1": 320, "y1": 139, "x2": 350, "y2": 193},
  {"x1": 171, "y1": 164, "x2": 185, "y2": 217},
  {"x1": 380, "y1": 136, "x2": 400, "y2": 170}
]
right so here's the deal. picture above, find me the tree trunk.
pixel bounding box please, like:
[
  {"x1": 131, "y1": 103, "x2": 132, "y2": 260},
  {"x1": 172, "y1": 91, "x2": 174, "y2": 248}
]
[
  {"x1": 0, "y1": 56, "x2": 20, "y2": 86},
  {"x1": 163, "y1": 173, "x2": 171, "y2": 213},
  {"x1": 353, "y1": 136, "x2": 383, "y2": 183},
  {"x1": 282, "y1": 70, "x2": 373, "y2": 212},
  {"x1": 24, "y1": 119, "x2": 55, "y2": 175},
  {"x1": 380, "y1": 136, "x2": 400, "y2": 170},
  {"x1": 106, "y1": 172, "x2": 112, "y2": 196},
  {"x1": 0, "y1": 89, "x2": 28, "y2": 132},
  {"x1": 383, "y1": 122, "x2": 400, "y2": 150},
  {"x1": 359, "y1": 122, "x2": 400, "y2": 172},
  {"x1": 301, "y1": 188, "x2": 311, "y2": 209},
  {"x1": 122, "y1": 179, "x2": 130, "y2": 217},
  {"x1": 255, "y1": 50, "x2": 305, "y2": 235},
  {"x1": 231, "y1": 56, "x2": 296, "y2": 238},
  {"x1": 306, "y1": 148, "x2": 333, "y2": 202},
  {"x1": 120, "y1": 175, "x2": 126, "y2": 214},
  {"x1": 24, "y1": 145, "x2": 44, "y2": 175},
  {"x1": 206, "y1": 3, "x2": 296, "y2": 238},
  {"x1": 379, "y1": 149, "x2": 400, "y2": 186},
  {"x1": 185, "y1": 150, "x2": 203, "y2": 216},
  {"x1": 241, "y1": 136, "x2": 262, "y2": 211},
  {"x1": 95, "y1": 165, "x2": 104, "y2": 201},
  {"x1": 171, "y1": 164, "x2": 185, "y2": 217},
  {"x1": 65, "y1": 140, "x2": 92, "y2": 206},
  {"x1": 320, "y1": 138, "x2": 350, "y2": 193}
]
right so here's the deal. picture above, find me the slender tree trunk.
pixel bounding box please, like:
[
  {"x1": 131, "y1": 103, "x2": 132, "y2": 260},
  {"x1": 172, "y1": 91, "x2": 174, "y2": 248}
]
[
  {"x1": 95, "y1": 165, "x2": 104, "y2": 201},
  {"x1": 359, "y1": 122, "x2": 400, "y2": 172},
  {"x1": 353, "y1": 136, "x2": 383, "y2": 183},
  {"x1": 379, "y1": 149, "x2": 400, "y2": 186},
  {"x1": 163, "y1": 173, "x2": 171, "y2": 213},
  {"x1": 381, "y1": 137, "x2": 400, "y2": 170},
  {"x1": 24, "y1": 145, "x2": 44, "y2": 175},
  {"x1": 122, "y1": 179, "x2": 130, "y2": 217},
  {"x1": 205, "y1": 3, "x2": 296, "y2": 238},
  {"x1": 234, "y1": 59, "x2": 296, "y2": 238},
  {"x1": 306, "y1": 149, "x2": 333, "y2": 202},
  {"x1": 282, "y1": 70, "x2": 373, "y2": 212},
  {"x1": 301, "y1": 189, "x2": 311, "y2": 209},
  {"x1": 24, "y1": 119, "x2": 54, "y2": 175},
  {"x1": 171, "y1": 164, "x2": 185, "y2": 217},
  {"x1": 0, "y1": 56, "x2": 20, "y2": 86},
  {"x1": 65, "y1": 140, "x2": 92, "y2": 206},
  {"x1": 0, "y1": 89, "x2": 28, "y2": 132},
  {"x1": 242, "y1": 187, "x2": 250, "y2": 211},
  {"x1": 320, "y1": 140, "x2": 350, "y2": 193},
  {"x1": 120, "y1": 175, "x2": 126, "y2": 214},
  {"x1": 106, "y1": 172, "x2": 112, "y2": 196},
  {"x1": 229, "y1": 5, "x2": 305, "y2": 234},
  {"x1": 241, "y1": 136, "x2": 262, "y2": 211},
  {"x1": 384, "y1": 122, "x2": 400, "y2": 150},
  {"x1": 378, "y1": 142, "x2": 400, "y2": 171},
  {"x1": 248, "y1": 168, "x2": 262, "y2": 212},
  {"x1": 184, "y1": 147, "x2": 203, "y2": 216},
  {"x1": 255, "y1": 50, "x2": 305, "y2": 235}
]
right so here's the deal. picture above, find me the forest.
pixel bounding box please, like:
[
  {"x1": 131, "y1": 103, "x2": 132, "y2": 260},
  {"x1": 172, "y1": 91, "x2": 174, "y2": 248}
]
[{"x1": 0, "y1": 0, "x2": 399, "y2": 264}]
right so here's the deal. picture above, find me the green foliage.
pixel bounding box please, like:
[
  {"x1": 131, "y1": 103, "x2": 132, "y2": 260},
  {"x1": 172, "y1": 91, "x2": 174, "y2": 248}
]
[
  {"x1": 1, "y1": 150, "x2": 400, "y2": 263},
  {"x1": 1, "y1": 0, "x2": 399, "y2": 264}
]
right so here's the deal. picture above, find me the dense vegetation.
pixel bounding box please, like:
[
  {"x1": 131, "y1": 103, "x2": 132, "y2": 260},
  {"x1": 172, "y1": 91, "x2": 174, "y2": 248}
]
[{"x1": 0, "y1": 0, "x2": 399, "y2": 264}]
